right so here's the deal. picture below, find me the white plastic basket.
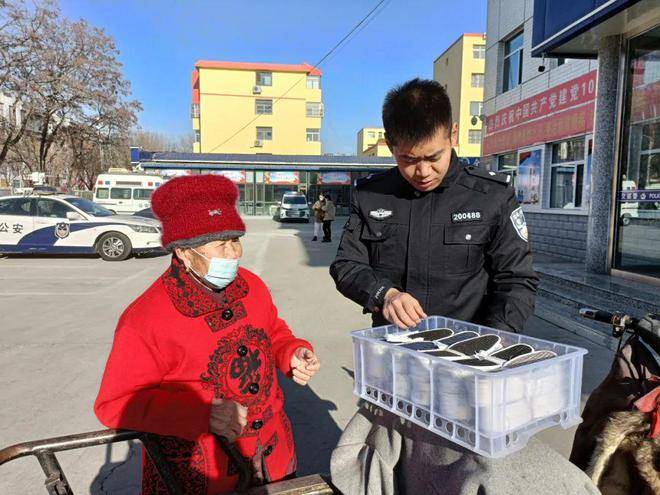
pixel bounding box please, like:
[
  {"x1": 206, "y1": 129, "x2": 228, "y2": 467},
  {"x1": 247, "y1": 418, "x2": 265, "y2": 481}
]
[{"x1": 351, "y1": 316, "x2": 587, "y2": 458}]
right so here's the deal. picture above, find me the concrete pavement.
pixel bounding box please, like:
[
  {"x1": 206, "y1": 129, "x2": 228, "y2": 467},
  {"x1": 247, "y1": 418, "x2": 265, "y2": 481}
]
[{"x1": 0, "y1": 217, "x2": 614, "y2": 493}]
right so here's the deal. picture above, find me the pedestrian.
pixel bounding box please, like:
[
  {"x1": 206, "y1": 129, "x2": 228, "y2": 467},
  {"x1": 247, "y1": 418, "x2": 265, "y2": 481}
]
[
  {"x1": 321, "y1": 192, "x2": 336, "y2": 243},
  {"x1": 330, "y1": 78, "x2": 539, "y2": 331},
  {"x1": 311, "y1": 193, "x2": 325, "y2": 241},
  {"x1": 94, "y1": 175, "x2": 320, "y2": 494}
]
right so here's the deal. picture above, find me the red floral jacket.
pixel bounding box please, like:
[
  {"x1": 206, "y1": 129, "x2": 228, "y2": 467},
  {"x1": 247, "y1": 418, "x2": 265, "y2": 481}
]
[{"x1": 94, "y1": 257, "x2": 313, "y2": 494}]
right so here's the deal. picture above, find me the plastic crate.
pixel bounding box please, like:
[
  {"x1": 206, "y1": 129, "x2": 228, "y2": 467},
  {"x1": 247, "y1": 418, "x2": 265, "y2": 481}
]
[{"x1": 351, "y1": 316, "x2": 587, "y2": 458}]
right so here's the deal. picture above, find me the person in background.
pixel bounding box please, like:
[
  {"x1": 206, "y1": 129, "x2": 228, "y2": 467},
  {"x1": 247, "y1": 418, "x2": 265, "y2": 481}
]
[
  {"x1": 311, "y1": 193, "x2": 325, "y2": 241},
  {"x1": 321, "y1": 192, "x2": 336, "y2": 243},
  {"x1": 94, "y1": 175, "x2": 320, "y2": 494}
]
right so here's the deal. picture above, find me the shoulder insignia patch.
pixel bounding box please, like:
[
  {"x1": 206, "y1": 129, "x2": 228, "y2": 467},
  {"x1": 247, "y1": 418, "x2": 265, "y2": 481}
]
[
  {"x1": 510, "y1": 207, "x2": 528, "y2": 242},
  {"x1": 465, "y1": 166, "x2": 511, "y2": 186}
]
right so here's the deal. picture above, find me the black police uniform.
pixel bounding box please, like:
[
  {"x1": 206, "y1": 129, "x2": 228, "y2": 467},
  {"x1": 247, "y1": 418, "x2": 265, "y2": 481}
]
[{"x1": 330, "y1": 151, "x2": 539, "y2": 332}]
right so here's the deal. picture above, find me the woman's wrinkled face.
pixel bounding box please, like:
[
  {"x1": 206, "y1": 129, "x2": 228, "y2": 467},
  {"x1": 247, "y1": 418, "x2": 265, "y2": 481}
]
[{"x1": 176, "y1": 238, "x2": 243, "y2": 276}]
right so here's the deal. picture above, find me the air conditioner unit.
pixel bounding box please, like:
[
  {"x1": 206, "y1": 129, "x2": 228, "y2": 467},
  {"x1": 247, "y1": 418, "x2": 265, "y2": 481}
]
[
  {"x1": 254, "y1": 139, "x2": 263, "y2": 148},
  {"x1": 252, "y1": 86, "x2": 262, "y2": 94}
]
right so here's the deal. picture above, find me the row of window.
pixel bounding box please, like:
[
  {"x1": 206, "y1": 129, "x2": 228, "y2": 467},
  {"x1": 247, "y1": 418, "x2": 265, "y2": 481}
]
[
  {"x1": 95, "y1": 188, "x2": 153, "y2": 200},
  {"x1": 256, "y1": 100, "x2": 323, "y2": 117},
  {"x1": 0, "y1": 197, "x2": 80, "y2": 218},
  {"x1": 256, "y1": 72, "x2": 321, "y2": 89},
  {"x1": 497, "y1": 137, "x2": 590, "y2": 209},
  {"x1": 193, "y1": 128, "x2": 321, "y2": 143}
]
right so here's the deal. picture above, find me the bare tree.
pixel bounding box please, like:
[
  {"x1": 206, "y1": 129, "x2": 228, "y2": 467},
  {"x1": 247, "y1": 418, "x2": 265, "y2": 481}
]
[{"x1": 132, "y1": 130, "x2": 195, "y2": 152}]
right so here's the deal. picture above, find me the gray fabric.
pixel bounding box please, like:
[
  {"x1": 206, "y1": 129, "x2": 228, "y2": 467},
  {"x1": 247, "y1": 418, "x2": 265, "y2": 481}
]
[
  {"x1": 165, "y1": 230, "x2": 245, "y2": 251},
  {"x1": 331, "y1": 403, "x2": 601, "y2": 495}
]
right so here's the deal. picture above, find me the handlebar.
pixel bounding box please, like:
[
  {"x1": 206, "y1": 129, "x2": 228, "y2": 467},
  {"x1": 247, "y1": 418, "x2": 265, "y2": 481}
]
[{"x1": 580, "y1": 308, "x2": 660, "y2": 354}]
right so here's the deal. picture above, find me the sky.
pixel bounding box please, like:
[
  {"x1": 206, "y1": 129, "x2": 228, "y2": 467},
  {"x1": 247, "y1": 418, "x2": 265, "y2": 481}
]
[{"x1": 59, "y1": 0, "x2": 487, "y2": 155}]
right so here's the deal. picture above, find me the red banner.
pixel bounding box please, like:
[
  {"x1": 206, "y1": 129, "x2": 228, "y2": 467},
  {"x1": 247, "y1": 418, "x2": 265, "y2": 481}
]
[{"x1": 483, "y1": 70, "x2": 597, "y2": 155}]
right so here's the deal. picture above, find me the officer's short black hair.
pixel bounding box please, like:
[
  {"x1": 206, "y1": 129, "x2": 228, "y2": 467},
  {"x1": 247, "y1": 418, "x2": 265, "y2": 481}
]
[{"x1": 382, "y1": 78, "x2": 453, "y2": 146}]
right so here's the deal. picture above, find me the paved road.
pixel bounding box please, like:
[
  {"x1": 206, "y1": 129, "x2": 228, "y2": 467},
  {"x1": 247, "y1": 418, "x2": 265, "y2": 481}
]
[{"x1": 0, "y1": 217, "x2": 614, "y2": 494}]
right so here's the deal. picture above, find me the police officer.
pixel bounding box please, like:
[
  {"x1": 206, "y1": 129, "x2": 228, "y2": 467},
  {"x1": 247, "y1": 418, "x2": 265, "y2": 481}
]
[{"x1": 330, "y1": 79, "x2": 539, "y2": 332}]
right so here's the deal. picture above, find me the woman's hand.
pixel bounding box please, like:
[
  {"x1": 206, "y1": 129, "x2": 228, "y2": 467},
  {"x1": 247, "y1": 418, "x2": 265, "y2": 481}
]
[
  {"x1": 290, "y1": 347, "x2": 320, "y2": 386},
  {"x1": 209, "y1": 398, "x2": 248, "y2": 443}
]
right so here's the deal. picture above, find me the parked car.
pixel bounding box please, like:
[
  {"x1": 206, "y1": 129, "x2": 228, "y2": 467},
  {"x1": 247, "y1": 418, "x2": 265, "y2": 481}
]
[
  {"x1": 0, "y1": 194, "x2": 162, "y2": 261},
  {"x1": 275, "y1": 192, "x2": 310, "y2": 222},
  {"x1": 133, "y1": 207, "x2": 156, "y2": 219}
]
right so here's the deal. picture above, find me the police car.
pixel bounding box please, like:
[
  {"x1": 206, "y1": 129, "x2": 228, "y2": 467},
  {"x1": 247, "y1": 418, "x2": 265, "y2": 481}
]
[{"x1": 0, "y1": 194, "x2": 162, "y2": 261}]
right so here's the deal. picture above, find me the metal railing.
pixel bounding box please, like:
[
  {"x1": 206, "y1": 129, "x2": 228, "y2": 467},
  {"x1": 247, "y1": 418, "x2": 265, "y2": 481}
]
[{"x1": 0, "y1": 429, "x2": 185, "y2": 495}]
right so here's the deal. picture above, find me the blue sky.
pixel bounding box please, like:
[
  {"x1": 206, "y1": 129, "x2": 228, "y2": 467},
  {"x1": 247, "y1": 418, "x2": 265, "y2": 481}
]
[{"x1": 60, "y1": 0, "x2": 486, "y2": 155}]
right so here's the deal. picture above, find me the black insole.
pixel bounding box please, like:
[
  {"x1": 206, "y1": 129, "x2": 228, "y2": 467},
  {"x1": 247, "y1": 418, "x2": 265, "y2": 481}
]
[
  {"x1": 437, "y1": 331, "x2": 479, "y2": 347},
  {"x1": 405, "y1": 328, "x2": 453, "y2": 341},
  {"x1": 450, "y1": 335, "x2": 500, "y2": 355},
  {"x1": 399, "y1": 341, "x2": 438, "y2": 351},
  {"x1": 490, "y1": 344, "x2": 534, "y2": 361}
]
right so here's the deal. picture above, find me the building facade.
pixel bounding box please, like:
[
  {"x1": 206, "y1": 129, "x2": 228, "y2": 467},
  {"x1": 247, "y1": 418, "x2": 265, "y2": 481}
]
[
  {"x1": 484, "y1": 0, "x2": 659, "y2": 282},
  {"x1": 191, "y1": 61, "x2": 323, "y2": 155},
  {"x1": 531, "y1": 0, "x2": 659, "y2": 281},
  {"x1": 131, "y1": 148, "x2": 394, "y2": 217},
  {"x1": 357, "y1": 127, "x2": 391, "y2": 155},
  {"x1": 434, "y1": 33, "x2": 487, "y2": 162}
]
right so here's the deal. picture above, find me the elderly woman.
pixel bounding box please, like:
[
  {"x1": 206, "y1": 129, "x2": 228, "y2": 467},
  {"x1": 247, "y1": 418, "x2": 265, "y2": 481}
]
[{"x1": 94, "y1": 175, "x2": 320, "y2": 494}]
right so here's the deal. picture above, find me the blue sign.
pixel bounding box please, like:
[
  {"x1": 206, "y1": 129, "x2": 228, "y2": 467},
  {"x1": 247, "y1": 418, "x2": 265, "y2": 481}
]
[
  {"x1": 130, "y1": 146, "x2": 140, "y2": 164},
  {"x1": 532, "y1": 0, "x2": 641, "y2": 57},
  {"x1": 618, "y1": 189, "x2": 660, "y2": 202}
]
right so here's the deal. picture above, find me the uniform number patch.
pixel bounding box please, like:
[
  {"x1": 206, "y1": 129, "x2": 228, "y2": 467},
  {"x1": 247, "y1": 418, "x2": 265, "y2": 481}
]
[
  {"x1": 510, "y1": 207, "x2": 528, "y2": 242},
  {"x1": 451, "y1": 211, "x2": 482, "y2": 223}
]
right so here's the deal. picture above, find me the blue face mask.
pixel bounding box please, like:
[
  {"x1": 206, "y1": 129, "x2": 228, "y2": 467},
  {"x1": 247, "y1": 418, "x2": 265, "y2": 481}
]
[{"x1": 191, "y1": 249, "x2": 239, "y2": 289}]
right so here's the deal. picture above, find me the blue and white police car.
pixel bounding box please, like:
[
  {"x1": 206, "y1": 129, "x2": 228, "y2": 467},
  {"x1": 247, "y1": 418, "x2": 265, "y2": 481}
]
[{"x1": 0, "y1": 194, "x2": 162, "y2": 261}]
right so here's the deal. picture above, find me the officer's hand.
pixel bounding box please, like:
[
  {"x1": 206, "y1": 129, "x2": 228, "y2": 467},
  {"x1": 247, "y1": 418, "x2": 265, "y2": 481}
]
[
  {"x1": 209, "y1": 398, "x2": 248, "y2": 443},
  {"x1": 290, "y1": 347, "x2": 320, "y2": 386},
  {"x1": 382, "y1": 289, "x2": 427, "y2": 329}
]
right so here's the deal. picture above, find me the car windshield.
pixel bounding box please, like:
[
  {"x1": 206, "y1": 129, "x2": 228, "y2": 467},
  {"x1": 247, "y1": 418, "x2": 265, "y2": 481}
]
[
  {"x1": 283, "y1": 196, "x2": 306, "y2": 205},
  {"x1": 66, "y1": 197, "x2": 114, "y2": 217}
]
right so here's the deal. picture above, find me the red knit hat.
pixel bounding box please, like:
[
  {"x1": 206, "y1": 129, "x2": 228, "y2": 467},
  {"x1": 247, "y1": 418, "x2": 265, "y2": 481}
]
[{"x1": 151, "y1": 175, "x2": 246, "y2": 251}]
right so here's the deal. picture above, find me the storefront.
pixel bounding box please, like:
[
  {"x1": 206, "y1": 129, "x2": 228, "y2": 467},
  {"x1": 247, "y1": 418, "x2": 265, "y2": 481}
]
[
  {"x1": 529, "y1": 0, "x2": 659, "y2": 281},
  {"x1": 130, "y1": 149, "x2": 394, "y2": 216}
]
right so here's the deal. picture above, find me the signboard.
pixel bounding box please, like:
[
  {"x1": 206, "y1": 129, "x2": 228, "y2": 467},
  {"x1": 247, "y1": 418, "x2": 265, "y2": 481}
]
[
  {"x1": 531, "y1": 0, "x2": 638, "y2": 56},
  {"x1": 317, "y1": 172, "x2": 351, "y2": 185},
  {"x1": 158, "y1": 169, "x2": 193, "y2": 177},
  {"x1": 209, "y1": 170, "x2": 246, "y2": 184},
  {"x1": 265, "y1": 171, "x2": 299, "y2": 185},
  {"x1": 483, "y1": 71, "x2": 597, "y2": 156},
  {"x1": 516, "y1": 150, "x2": 542, "y2": 205},
  {"x1": 619, "y1": 189, "x2": 660, "y2": 202}
]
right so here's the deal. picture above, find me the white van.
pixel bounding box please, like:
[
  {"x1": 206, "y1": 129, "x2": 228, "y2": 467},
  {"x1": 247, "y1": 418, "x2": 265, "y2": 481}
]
[{"x1": 93, "y1": 172, "x2": 164, "y2": 214}]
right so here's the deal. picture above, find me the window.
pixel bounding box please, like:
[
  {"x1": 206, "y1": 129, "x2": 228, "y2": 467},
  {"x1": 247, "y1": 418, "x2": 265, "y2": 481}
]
[
  {"x1": 0, "y1": 197, "x2": 32, "y2": 216},
  {"x1": 367, "y1": 131, "x2": 376, "y2": 139},
  {"x1": 445, "y1": 58, "x2": 449, "y2": 66},
  {"x1": 190, "y1": 103, "x2": 199, "y2": 118},
  {"x1": 471, "y1": 73, "x2": 485, "y2": 88},
  {"x1": 133, "y1": 189, "x2": 153, "y2": 200},
  {"x1": 498, "y1": 152, "x2": 518, "y2": 185},
  {"x1": 503, "y1": 31, "x2": 524, "y2": 92},
  {"x1": 256, "y1": 127, "x2": 272, "y2": 141},
  {"x1": 255, "y1": 99, "x2": 273, "y2": 115},
  {"x1": 550, "y1": 138, "x2": 586, "y2": 208},
  {"x1": 557, "y1": 58, "x2": 566, "y2": 67},
  {"x1": 35, "y1": 198, "x2": 73, "y2": 218},
  {"x1": 468, "y1": 130, "x2": 482, "y2": 144},
  {"x1": 194, "y1": 130, "x2": 200, "y2": 143},
  {"x1": 66, "y1": 197, "x2": 113, "y2": 217},
  {"x1": 473, "y1": 44, "x2": 486, "y2": 59},
  {"x1": 306, "y1": 102, "x2": 322, "y2": 117},
  {"x1": 378, "y1": 131, "x2": 384, "y2": 138},
  {"x1": 256, "y1": 71, "x2": 272, "y2": 86},
  {"x1": 470, "y1": 101, "x2": 483, "y2": 117},
  {"x1": 95, "y1": 187, "x2": 109, "y2": 199},
  {"x1": 306, "y1": 75, "x2": 321, "y2": 89},
  {"x1": 306, "y1": 128, "x2": 320, "y2": 142},
  {"x1": 110, "y1": 188, "x2": 132, "y2": 200}
]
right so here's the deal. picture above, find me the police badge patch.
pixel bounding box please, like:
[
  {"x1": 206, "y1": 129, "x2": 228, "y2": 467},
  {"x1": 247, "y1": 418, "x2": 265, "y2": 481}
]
[
  {"x1": 510, "y1": 207, "x2": 528, "y2": 242},
  {"x1": 55, "y1": 222, "x2": 70, "y2": 239},
  {"x1": 369, "y1": 208, "x2": 393, "y2": 221}
]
